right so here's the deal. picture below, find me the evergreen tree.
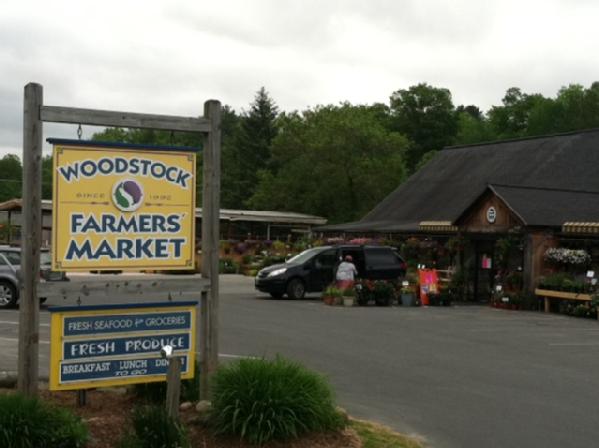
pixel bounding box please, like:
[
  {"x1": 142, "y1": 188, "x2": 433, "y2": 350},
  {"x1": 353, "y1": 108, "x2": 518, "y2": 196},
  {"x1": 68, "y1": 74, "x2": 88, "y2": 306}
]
[{"x1": 225, "y1": 87, "x2": 279, "y2": 208}]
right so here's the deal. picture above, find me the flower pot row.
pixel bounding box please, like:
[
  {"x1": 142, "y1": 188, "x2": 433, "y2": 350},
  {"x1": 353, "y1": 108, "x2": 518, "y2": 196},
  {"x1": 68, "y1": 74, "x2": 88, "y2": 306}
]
[{"x1": 322, "y1": 295, "x2": 355, "y2": 306}]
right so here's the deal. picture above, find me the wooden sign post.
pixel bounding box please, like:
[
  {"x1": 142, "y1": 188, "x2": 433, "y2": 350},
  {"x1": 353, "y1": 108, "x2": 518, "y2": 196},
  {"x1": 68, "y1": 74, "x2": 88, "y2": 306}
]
[
  {"x1": 19, "y1": 82, "x2": 221, "y2": 399},
  {"x1": 18, "y1": 84, "x2": 43, "y2": 396}
]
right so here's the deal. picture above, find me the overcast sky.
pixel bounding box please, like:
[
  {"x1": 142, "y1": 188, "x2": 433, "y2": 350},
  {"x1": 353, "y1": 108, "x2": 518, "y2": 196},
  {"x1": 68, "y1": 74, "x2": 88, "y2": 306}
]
[{"x1": 2, "y1": 0, "x2": 598, "y2": 156}]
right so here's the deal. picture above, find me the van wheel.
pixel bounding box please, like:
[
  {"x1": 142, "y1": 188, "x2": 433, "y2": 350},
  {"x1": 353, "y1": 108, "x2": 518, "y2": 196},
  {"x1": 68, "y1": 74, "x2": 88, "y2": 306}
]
[
  {"x1": 0, "y1": 281, "x2": 18, "y2": 309},
  {"x1": 286, "y1": 279, "x2": 305, "y2": 300}
]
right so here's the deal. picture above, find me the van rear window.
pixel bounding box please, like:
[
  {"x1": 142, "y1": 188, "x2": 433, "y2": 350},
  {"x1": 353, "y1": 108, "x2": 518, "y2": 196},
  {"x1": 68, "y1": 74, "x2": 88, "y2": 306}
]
[{"x1": 366, "y1": 248, "x2": 400, "y2": 265}]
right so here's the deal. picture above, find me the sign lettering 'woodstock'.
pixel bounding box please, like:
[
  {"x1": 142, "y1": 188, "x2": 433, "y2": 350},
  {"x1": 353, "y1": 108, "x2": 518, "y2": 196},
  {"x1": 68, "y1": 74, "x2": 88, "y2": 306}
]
[{"x1": 50, "y1": 140, "x2": 197, "y2": 271}]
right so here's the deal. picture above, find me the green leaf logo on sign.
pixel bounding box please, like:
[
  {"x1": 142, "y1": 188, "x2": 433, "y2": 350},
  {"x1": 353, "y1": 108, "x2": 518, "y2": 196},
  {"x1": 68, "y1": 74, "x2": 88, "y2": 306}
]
[{"x1": 112, "y1": 179, "x2": 144, "y2": 212}]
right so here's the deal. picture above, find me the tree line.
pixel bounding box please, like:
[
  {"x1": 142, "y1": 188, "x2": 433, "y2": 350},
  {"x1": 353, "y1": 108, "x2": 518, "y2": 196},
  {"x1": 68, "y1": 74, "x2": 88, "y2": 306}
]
[{"x1": 1, "y1": 82, "x2": 598, "y2": 223}]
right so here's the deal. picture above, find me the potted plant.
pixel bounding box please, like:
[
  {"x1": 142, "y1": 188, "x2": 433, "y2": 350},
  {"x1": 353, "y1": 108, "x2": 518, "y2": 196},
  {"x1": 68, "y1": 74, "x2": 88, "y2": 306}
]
[
  {"x1": 439, "y1": 287, "x2": 452, "y2": 306},
  {"x1": 355, "y1": 279, "x2": 374, "y2": 306},
  {"x1": 342, "y1": 287, "x2": 355, "y2": 307},
  {"x1": 400, "y1": 283, "x2": 415, "y2": 306},
  {"x1": 428, "y1": 293, "x2": 441, "y2": 306},
  {"x1": 322, "y1": 285, "x2": 343, "y2": 306},
  {"x1": 373, "y1": 280, "x2": 394, "y2": 306}
]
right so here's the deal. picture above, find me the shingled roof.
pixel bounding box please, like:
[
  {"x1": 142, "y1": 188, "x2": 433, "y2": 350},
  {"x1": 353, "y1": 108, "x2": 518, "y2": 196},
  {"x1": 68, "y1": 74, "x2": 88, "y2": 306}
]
[{"x1": 321, "y1": 128, "x2": 599, "y2": 232}]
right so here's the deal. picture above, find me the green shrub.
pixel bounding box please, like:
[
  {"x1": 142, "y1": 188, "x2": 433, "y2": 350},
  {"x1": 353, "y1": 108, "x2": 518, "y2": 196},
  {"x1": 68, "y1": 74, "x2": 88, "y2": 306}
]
[
  {"x1": 211, "y1": 356, "x2": 345, "y2": 444},
  {"x1": 272, "y1": 240, "x2": 287, "y2": 254},
  {"x1": 323, "y1": 285, "x2": 344, "y2": 297},
  {"x1": 219, "y1": 258, "x2": 239, "y2": 274},
  {"x1": 133, "y1": 361, "x2": 200, "y2": 403},
  {"x1": 0, "y1": 393, "x2": 88, "y2": 448},
  {"x1": 120, "y1": 405, "x2": 189, "y2": 448},
  {"x1": 260, "y1": 255, "x2": 286, "y2": 269},
  {"x1": 373, "y1": 280, "x2": 395, "y2": 306},
  {"x1": 342, "y1": 287, "x2": 356, "y2": 297}
]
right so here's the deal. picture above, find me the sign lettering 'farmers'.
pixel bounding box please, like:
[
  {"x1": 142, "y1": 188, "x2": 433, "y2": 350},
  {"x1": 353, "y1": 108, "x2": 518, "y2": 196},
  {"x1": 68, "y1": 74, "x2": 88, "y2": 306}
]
[{"x1": 50, "y1": 140, "x2": 197, "y2": 271}]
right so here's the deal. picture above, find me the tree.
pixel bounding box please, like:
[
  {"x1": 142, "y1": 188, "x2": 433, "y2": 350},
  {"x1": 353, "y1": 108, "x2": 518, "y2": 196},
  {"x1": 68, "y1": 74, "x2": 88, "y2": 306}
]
[
  {"x1": 390, "y1": 83, "x2": 458, "y2": 170},
  {"x1": 248, "y1": 104, "x2": 409, "y2": 223},
  {"x1": 224, "y1": 87, "x2": 279, "y2": 208},
  {"x1": 41, "y1": 155, "x2": 53, "y2": 199},
  {"x1": 487, "y1": 83, "x2": 599, "y2": 139},
  {"x1": 488, "y1": 87, "x2": 548, "y2": 138},
  {"x1": 455, "y1": 107, "x2": 495, "y2": 145},
  {"x1": 0, "y1": 154, "x2": 22, "y2": 202},
  {"x1": 219, "y1": 106, "x2": 243, "y2": 208},
  {"x1": 553, "y1": 83, "x2": 599, "y2": 131}
]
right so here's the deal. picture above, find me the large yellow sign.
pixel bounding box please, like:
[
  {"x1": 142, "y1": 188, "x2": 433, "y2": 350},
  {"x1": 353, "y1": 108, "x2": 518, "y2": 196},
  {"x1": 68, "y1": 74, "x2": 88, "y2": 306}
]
[{"x1": 51, "y1": 140, "x2": 196, "y2": 271}]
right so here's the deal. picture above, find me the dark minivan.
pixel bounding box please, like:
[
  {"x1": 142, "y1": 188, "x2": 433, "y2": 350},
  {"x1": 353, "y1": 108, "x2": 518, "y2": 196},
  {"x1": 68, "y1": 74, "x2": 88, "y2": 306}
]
[{"x1": 255, "y1": 245, "x2": 406, "y2": 299}]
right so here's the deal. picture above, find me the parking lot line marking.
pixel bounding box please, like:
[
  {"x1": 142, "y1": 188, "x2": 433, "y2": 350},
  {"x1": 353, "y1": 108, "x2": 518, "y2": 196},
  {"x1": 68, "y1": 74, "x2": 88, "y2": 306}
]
[
  {"x1": 219, "y1": 353, "x2": 259, "y2": 359},
  {"x1": 194, "y1": 352, "x2": 258, "y2": 360},
  {"x1": 0, "y1": 337, "x2": 50, "y2": 345},
  {"x1": 0, "y1": 320, "x2": 50, "y2": 327},
  {"x1": 548, "y1": 342, "x2": 599, "y2": 347}
]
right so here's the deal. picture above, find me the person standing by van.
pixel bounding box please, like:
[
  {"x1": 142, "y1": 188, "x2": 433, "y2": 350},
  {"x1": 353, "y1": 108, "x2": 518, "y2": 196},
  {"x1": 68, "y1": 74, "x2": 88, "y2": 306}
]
[{"x1": 336, "y1": 255, "x2": 358, "y2": 290}]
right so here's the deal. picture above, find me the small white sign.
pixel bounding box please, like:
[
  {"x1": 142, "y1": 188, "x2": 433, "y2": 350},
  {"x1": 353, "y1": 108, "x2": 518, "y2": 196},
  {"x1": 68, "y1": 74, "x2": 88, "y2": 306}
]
[
  {"x1": 486, "y1": 206, "x2": 497, "y2": 224},
  {"x1": 501, "y1": 296, "x2": 510, "y2": 303},
  {"x1": 495, "y1": 285, "x2": 503, "y2": 292},
  {"x1": 586, "y1": 270, "x2": 595, "y2": 278}
]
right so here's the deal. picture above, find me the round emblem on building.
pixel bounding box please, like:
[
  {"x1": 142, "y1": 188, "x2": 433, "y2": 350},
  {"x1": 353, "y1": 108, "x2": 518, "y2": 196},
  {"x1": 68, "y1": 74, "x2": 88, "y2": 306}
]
[
  {"x1": 112, "y1": 179, "x2": 144, "y2": 212},
  {"x1": 486, "y1": 206, "x2": 497, "y2": 224}
]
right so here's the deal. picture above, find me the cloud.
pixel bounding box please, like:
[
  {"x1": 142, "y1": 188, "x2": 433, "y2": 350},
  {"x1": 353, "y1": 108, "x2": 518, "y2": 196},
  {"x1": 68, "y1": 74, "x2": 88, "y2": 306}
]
[{"x1": 1, "y1": 0, "x2": 599, "y2": 157}]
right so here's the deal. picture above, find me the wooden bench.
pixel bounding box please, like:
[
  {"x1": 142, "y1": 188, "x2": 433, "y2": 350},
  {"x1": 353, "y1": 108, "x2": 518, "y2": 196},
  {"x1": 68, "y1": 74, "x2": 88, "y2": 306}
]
[{"x1": 534, "y1": 288, "x2": 592, "y2": 313}]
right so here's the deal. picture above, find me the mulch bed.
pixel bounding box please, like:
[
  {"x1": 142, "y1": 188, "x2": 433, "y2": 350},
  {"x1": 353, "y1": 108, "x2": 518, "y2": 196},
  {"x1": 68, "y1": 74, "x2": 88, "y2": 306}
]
[{"x1": 38, "y1": 388, "x2": 362, "y2": 448}]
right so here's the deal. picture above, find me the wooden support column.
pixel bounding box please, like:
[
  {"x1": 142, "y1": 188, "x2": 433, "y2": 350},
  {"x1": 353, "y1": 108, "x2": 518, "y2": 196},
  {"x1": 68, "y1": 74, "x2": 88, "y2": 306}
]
[
  {"x1": 199, "y1": 290, "x2": 209, "y2": 399},
  {"x1": 200, "y1": 100, "x2": 221, "y2": 400},
  {"x1": 523, "y1": 232, "x2": 556, "y2": 294},
  {"x1": 7, "y1": 210, "x2": 12, "y2": 244},
  {"x1": 166, "y1": 357, "x2": 182, "y2": 418},
  {"x1": 18, "y1": 83, "x2": 43, "y2": 396}
]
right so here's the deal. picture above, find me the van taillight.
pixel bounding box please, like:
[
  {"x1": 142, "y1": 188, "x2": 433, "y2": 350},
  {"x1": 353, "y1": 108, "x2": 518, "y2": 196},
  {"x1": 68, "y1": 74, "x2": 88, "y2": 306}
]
[{"x1": 400, "y1": 262, "x2": 407, "y2": 270}]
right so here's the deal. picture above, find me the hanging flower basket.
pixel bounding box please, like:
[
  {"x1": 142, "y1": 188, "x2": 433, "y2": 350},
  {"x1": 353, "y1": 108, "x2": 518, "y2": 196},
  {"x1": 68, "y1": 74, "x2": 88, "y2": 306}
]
[{"x1": 544, "y1": 248, "x2": 591, "y2": 266}]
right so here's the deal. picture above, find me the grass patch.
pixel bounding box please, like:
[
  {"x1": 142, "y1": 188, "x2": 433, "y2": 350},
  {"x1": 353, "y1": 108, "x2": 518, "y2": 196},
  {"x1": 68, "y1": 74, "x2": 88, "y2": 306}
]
[
  {"x1": 0, "y1": 392, "x2": 88, "y2": 448},
  {"x1": 211, "y1": 356, "x2": 345, "y2": 445},
  {"x1": 351, "y1": 419, "x2": 426, "y2": 448},
  {"x1": 119, "y1": 404, "x2": 189, "y2": 448}
]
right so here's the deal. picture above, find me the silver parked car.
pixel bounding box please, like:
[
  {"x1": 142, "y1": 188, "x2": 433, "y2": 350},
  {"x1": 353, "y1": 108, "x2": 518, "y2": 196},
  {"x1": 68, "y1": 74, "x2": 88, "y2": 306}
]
[{"x1": 0, "y1": 246, "x2": 67, "y2": 309}]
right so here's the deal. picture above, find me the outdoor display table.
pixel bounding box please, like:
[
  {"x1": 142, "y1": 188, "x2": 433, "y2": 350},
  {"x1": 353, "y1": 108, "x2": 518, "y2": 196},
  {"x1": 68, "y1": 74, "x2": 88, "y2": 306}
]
[{"x1": 534, "y1": 288, "x2": 592, "y2": 313}]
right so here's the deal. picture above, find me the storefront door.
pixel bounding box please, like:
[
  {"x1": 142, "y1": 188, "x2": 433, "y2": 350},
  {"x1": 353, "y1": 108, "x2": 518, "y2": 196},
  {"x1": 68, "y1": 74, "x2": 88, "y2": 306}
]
[{"x1": 473, "y1": 240, "x2": 496, "y2": 301}]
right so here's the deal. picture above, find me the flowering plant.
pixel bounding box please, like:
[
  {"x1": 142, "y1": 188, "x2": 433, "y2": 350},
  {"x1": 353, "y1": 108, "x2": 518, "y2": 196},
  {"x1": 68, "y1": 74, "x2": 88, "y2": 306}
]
[
  {"x1": 544, "y1": 248, "x2": 591, "y2": 265},
  {"x1": 348, "y1": 238, "x2": 372, "y2": 245}
]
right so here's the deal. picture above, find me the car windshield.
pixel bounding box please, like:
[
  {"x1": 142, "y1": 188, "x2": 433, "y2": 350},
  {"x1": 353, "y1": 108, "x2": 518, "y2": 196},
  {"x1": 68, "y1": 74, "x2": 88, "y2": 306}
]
[
  {"x1": 0, "y1": 251, "x2": 20, "y2": 266},
  {"x1": 286, "y1": 247, "x2": 328, "y2": 265}
]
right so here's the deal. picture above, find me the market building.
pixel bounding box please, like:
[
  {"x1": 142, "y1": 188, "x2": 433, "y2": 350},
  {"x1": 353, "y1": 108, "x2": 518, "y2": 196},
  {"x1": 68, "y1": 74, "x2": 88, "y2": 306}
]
[
  {"x1": 0, "y1": 199, "x2": 326, "y2": 246},
  {"x1": 319, "y1": 129, "x2": 599, "y2": 301}
]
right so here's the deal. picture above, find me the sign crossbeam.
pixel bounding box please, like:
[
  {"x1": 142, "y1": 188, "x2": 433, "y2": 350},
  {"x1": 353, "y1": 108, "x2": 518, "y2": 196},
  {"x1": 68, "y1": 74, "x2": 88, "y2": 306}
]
[
  {"x1": 38, "y1": 278, "x2": 211, "y2": 299},
  {"x1": 41, "y1": 105, "x2": 211, "y2": 133}
]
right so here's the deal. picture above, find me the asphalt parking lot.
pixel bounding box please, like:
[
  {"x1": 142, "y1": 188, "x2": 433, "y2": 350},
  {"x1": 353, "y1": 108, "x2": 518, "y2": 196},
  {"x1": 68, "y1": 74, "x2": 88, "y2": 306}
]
[{"x1": 1, "y1": 274, "x2": 599, "y2": 448}]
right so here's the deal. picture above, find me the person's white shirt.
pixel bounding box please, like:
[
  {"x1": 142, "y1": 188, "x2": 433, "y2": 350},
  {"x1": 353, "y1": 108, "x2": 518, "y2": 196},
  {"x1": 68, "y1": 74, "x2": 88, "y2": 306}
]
[{"x1": 336, "y1": 261, "x2": 358, "y2": 281}]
